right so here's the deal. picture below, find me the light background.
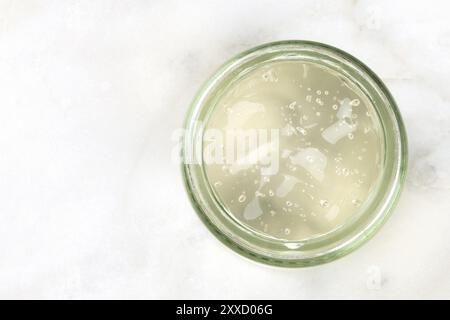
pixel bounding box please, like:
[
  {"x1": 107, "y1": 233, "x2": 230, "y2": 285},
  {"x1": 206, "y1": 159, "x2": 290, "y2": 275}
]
[{"x1": 0, "y1": 0, "x2": 449, "y2": 299}]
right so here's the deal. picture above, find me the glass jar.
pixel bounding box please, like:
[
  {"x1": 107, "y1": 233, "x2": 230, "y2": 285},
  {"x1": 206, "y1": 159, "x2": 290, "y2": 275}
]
[{"x1": 181, "y1": 40, "x2": 408, "y2": 267}]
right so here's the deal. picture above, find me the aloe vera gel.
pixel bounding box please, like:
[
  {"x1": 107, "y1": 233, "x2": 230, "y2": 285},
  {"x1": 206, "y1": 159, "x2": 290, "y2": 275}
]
[
  {"x1": 183, "y1": 41, "x2": 407, "y2": 266},
  {"x1": 204, "y1": 61, "x2": 384, "y2": 241}
]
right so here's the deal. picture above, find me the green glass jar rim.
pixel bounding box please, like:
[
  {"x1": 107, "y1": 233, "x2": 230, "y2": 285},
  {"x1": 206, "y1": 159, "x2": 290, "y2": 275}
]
[{"x1": 181, "y1": 40, "x2": 408, "y2": 267}]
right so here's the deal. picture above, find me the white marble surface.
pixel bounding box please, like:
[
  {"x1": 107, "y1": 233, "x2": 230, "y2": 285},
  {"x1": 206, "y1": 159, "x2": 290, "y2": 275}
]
[{"x1": 0, "y1": 0, "x2": 449, "y2": 299}]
